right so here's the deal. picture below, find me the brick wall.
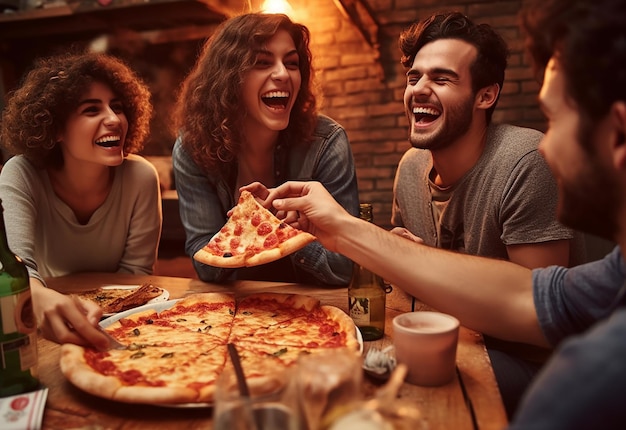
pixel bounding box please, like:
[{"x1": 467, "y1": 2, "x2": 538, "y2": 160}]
[
  {"x1": 287, "y1": 0, "x2": 543, "y2": 228},
  {"x1": 0, "y1": 0, "x2": 543, "y2": 232}
]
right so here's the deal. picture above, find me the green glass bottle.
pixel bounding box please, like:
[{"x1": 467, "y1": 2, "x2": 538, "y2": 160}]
[
  {"x1": 0, "y1": 199, "x2": 39, "y2": 396},
  {"x1": 348, "y1": 203, "x2": 386, "y2": 341}
]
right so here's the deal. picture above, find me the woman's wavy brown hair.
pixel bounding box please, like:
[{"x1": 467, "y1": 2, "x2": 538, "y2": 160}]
[
  {"x1": 0, "y1": 51, "x2": 152, "y2": 169},
  {"x1": 173, "y1": 13, "x2": 318, "y2": 178}
]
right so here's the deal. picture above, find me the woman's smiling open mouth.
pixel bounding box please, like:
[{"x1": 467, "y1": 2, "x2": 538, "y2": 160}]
[
  {"x1": 261, "y1": 91, "x2": 290, "y2": 111},
  {"x1": 95, "y1": 135, "x2": 122, "y2": 148}
]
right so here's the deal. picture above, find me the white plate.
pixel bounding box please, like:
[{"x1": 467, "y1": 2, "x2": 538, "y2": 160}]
[
  {"x1": 99, "y1": 285, "x2": 169, "y2": 318},
  {"x1": 100, "y1": 297, "x2": 177, "y2": 326},
  {"x1": 356, "y1": 329, "x2": 364, "y2": 355}
]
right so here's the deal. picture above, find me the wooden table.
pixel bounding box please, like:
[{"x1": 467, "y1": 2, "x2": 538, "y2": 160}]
[{"x1": 37, "y1": 273, "x2": 508, "y2": 430}]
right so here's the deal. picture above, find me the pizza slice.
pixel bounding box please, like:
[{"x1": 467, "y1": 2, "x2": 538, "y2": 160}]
[
  {"x1": 193, "y1": 190, "x2": 316, "y2": 268},
  {"x1": 107, "y1": 293, "x2": 236, "y2": 345},
  {"x1": 240, "y1": 307, "x2": 358, "y2": 350},
  {"x1": 235, "y1": 339, "x2": 320, "y2": 367},
  {"x1": 61, "y1": 340, "x2": 227, "y2": 404},
  {"x1": 228, "y1": 293, "x2": 320, "y2": 341},
  {"x1": 157, "y1": 293, "x2": 236, "y2": 341},
  {"x1": 229, "y1": 341, "x2": 301, "y2": 396}
]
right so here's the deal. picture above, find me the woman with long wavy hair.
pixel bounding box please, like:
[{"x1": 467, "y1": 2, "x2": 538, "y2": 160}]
[{"x1": 172, "y1": 13, "x2": 359, "y2": 285}]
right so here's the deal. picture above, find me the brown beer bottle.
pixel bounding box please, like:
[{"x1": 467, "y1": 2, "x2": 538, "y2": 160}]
[
  {"x1": 348, "y1": 203, "x2": 386, "y2": 341},
  {"x1": 0, "y1": 199, "x2": 40, "y2": 396}
]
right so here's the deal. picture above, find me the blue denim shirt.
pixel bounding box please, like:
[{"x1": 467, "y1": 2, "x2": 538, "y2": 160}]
[{"x1": 172, "y1": 115, "x2": 359, "y2": 285}]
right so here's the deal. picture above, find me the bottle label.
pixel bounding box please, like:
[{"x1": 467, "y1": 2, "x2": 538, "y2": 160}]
[
  {"x1": 1, "y1": 332, "x2": 37, "y2": 370},
  {"x1": 1, "y1": 290, "x2": 36, "y2": 335},
  {"x1": 349, "y1": 297, "x2": 372, "y2": 325},
  {"x1": 0, "y1": 290, "x2": 37, "y2": 371}
]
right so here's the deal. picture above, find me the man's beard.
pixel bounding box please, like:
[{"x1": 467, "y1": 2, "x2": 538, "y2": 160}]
[
  {"x1": 408, "y1": 95, "x2": 475, "y2": 151},
  {"x1": 558, "y1": 157, "x2": 619, "y2": 241}
]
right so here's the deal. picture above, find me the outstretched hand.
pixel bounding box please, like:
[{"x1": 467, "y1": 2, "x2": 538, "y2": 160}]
[
  {"x1": 31, "y1": 278, "x2": 110, "y2": 350},
  {"x1": 241, "y1": 181, "x2": 353, "y2": 253},
  {"x1": 239, "y1": 182, "x2": 298, "y2": 223}
]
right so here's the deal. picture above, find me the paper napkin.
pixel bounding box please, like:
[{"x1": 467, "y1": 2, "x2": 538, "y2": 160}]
[{"x1": 0, "y1": 387, "x2": 48, "y2": 430}]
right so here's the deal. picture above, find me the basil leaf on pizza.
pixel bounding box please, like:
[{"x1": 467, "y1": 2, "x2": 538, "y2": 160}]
[{"x1": 193, "y1": 190, "x2": 316, "y2": 268}]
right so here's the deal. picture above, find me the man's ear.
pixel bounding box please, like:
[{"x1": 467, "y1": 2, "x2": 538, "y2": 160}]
[
  {"x1": 475, "y1": 83, "x2": 500, "y2": 110},
  {"x1": 610, "y1": 101, "x2": 626, "y2": 169}
]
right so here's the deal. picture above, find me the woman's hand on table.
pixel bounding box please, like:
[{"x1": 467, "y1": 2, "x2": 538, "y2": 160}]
[{"x1": 31, "y1": 278, "x2": 109, "y2": 350}]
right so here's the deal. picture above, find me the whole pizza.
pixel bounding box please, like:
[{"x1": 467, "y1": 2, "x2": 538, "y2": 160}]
[{"x1": 60, "y1": 292, "x2": 360, "y2": 405}]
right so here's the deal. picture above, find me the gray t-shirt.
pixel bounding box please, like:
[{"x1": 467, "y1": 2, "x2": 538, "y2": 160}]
[
  {"x1": 0, "y1": 154, "x2": 162, "y2": 284},
  {"x1": 392, "y1": 123, "x2": 579, "y2": 263}
]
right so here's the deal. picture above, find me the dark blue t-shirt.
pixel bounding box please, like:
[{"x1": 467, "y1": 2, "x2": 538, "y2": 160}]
[{"x1": 509, "y1": 246, "x2": 626, "y2": 429}]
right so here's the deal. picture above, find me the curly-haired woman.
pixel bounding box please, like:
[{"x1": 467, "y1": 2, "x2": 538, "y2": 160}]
[
  {"x1": 0, "y1": 51, "x2": 162, "y2": 348},
  {"x1": 172, "y1": 13, "x2": 359, "y2": 285}
]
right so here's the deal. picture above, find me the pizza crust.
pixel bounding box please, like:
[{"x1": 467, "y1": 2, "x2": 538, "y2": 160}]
[
  {"x1": 245, "y1": 233, "x2": 315, "y2": 267},
  {"x1": 193, "y1": 248, "x2": 247, "y2": 268},
  {"x1": 243, "y1": 248, "x2": 282, "y2": 267},
  {"x1": 321, "y1": 305, "x2": 361, "y2": 352},
  {"x1": 167, "y1": 291, "x2": 235, "y2": 309},
  {"x1": 60, "y1": 344, "x2": 123, "y2": 399},
  {"x1": 237, "y1": 292, "x2": 321, "y2": 314},
  {"x1": 113, "y1": 385, "x2": 200, "y2": 404}
]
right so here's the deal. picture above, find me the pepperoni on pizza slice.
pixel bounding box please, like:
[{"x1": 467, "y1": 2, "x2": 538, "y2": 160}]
[{"x1": 193, "y1": 190, "x2": 316, "y2": 268}]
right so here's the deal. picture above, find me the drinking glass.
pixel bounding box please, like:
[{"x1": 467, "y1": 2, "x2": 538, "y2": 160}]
[
  {"x1": 295, "y1": 348, "x2": 363, "y2": 430},
  {"x1": 213, "y1": 365, "x2": 302, "y2": 430}
]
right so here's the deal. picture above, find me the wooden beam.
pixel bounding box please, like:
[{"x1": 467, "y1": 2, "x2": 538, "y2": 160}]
[
  {"x1": 116, "y1": 24, "x2": 221, "y2": 44},
  {"x1": 332, "y1": 0, "x2": 379, "y2": 48},
  {"x1": 0, "y1": 0, "x2": 233, "y2": 40}
]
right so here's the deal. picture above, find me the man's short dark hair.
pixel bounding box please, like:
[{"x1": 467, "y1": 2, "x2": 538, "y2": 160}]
[{"x1": 521, "y1": 0, "x2": 626, "y2": 148}]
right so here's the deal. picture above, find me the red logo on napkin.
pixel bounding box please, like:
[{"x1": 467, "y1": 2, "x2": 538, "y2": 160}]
[{"x1": 10, "y1": 396, "x2": 29, "y2": 411}]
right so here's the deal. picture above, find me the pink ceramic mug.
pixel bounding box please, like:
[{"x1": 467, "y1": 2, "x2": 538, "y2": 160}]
[{"x1": 392, "y1": 311, "x2": 460, "y2": 386}]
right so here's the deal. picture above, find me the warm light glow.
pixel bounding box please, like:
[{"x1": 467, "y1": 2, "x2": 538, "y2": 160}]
[{"x1": 260, "y1": 0, "x2": 293, "y2": 15}]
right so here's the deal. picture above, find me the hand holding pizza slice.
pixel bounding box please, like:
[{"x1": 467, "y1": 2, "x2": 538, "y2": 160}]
[{"x1": 194, "y1": 190, "x2": 317, "y2": 268}]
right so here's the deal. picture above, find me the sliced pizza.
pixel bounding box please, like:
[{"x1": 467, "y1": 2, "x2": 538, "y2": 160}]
[
  {"x1": 193, "y1": 190, "x2": 316, "y2": 268},
  {"x1": 59, "y1": 292, "x2": 360, "y2": 405}
]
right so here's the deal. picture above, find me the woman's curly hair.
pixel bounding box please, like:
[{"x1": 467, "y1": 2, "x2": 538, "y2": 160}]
[
  {"x1": 173, "y1": 13, "x2": 318, "y2": 178},
  {"x1": 0, "y1": 51, "x2": 152, "y2": 169}
]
